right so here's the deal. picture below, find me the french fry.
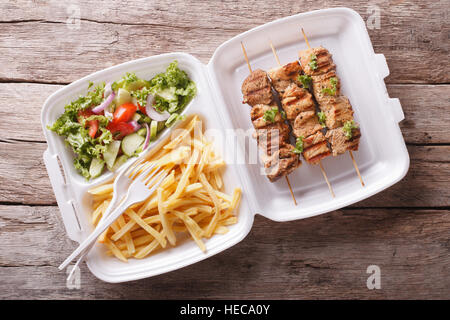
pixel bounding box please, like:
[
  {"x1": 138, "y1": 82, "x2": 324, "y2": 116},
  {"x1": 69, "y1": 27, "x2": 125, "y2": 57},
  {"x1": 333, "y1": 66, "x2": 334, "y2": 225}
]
[
  {"x1": 214, "y1": 226, "x2": 229, "y2": 235},
  {"x1": 91, "y1": 200, "x2": 109, "y2": 225},
  {"x1": 125, "y1": 209, "x2": 167, "y2": 248},
  {"x1": 118, "y1": 215, "x2": 135, "y2": 255},
  {"x1": 199, "y1": 173, "x2": 221, "y2": 238},
  {"x1": 88, "y1": 183, "x2": 114, "y2": 195},
  {"x1": 104, "y1": 238, "x2": 127, "y2": 262},
  {"x1": 158, "y1": 187, "x2": 176, "y2": 246},
  {"x1": 213, "y1": 170, "x2": 223, "y2": 189},
  {"x1": 163, "y1": 115, "x2": 198, "y2": 150},
  {"x1": 173, "y1": 211, "x2": 206, "y2": 252}
]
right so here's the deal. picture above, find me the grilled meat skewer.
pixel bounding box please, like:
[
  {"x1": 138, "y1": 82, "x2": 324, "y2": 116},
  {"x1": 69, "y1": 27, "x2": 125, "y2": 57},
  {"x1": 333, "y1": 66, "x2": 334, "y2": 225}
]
[
  {"x1": 298, "y1": 46, "x2": 361, "y2": 157},
  {"x1": 269, "y1": 61, "x2": 332, "y2": 164},
  {"x1": 241, "y1": 69, "x2": 301, "y2": 182},
  {"x1": 267, "y1": 45, "x2": 335, "y2": 197}
]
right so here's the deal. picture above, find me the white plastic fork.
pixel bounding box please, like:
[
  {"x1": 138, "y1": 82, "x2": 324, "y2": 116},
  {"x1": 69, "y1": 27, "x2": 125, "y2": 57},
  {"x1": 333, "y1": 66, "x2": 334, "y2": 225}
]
[
  {"x1": 59, "y1": 161, "x2": 167, "y2": 271},
  {"x1": 66, "y1": 157, "x2": 144, "y2": 281}
]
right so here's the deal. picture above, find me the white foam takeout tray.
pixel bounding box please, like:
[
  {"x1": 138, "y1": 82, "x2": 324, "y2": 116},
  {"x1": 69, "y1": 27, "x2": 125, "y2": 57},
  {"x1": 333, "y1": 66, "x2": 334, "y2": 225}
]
[{"x1": 41, "y1": 8, "x2": 409, "y2": 283}]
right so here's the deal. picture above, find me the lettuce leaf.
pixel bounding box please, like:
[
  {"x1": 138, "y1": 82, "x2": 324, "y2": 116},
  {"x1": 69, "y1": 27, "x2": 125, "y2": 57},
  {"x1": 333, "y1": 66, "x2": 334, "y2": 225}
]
[
  {"x1": 149, "y1": 61, "x2": 196, "y2": 113},
  {"x1": 48, "y1": 82, "x2": 112, "y2": 179},
  {"x1": 112, "y1": 72, "x2": 149, "y2": 92}
]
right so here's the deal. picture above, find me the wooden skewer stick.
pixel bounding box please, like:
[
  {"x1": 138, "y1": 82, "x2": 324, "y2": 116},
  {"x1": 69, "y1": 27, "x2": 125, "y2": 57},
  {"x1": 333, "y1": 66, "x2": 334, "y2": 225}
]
[
  {"x1": 349, "y1": 149, "x2": 364, "y2": 186},
  {"x1": 300, "y1": 28, "x2": 365, "y2": 187},
  {"x1": 301, "y1": 28, "x2": 311, "y2": 50},
  {"x1": 270, "y1": 41, "x2": 335, "y2": 198},
  {"x1": 241, "y1": 41, "x2": 298, "y2": 206}
]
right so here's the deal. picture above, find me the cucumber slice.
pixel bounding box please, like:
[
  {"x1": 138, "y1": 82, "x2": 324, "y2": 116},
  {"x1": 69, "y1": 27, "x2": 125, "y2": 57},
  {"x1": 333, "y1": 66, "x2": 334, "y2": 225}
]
[
  {"x1": 104, "y1": 140, "x2": 121, "y2": 169},
  {"x1": 110, "y1": 155, "x2": 129, "y2": 172},
  {"x1": 132, "y1": 112, "x2": 141, "y2": 122},
  {"x1": 125, "y1": 79, "x2": 147, "y2": 92},
  {"x1": 116, "y1": 88, "x2": 132, "y2": 106},
  {"x1": 165, "y1": 113, "x2": 180, "y2": 127},
  {"x1": 137, "y1": 127, "x2": 147, "y2": 137},
  {"x1": 89, "y1": 158, "x2": 105, "y2": 178},
  {"x1": 150, "y1": 120, "x2": 158, "y2": 140},
  {"x1": 121, "y1": 133, "x2": 145, "y2": 156},
  {"x1": 157, "y1": 121, "x2": 165, "y2": 132}
]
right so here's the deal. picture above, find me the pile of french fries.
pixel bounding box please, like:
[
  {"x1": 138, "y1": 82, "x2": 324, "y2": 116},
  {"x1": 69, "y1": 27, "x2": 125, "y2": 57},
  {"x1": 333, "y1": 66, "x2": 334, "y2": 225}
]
[{"x1": 87, "y1": 115, "x2": 242, "y2": 262}]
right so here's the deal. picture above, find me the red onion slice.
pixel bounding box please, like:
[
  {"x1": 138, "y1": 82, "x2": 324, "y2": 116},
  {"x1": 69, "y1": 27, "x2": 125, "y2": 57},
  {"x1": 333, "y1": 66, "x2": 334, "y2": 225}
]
[
  {"x1": 143, "y1": 123, "x2": 150, "y2": 150},
  {"x1": 92, "y1": 91, "x2": 115, "y2": 114},
  {"x1": 104, "y1": 82, "x2": 112, "y2": 98},
  {"x1": 147, "y1": 92, "x2": 155, "y2": 106},
  {"x1": 145, "y1": 93, "x2": 170, "y2": 121},
  {"x1": 128, "y1": 120, "x2": 141, "y2": 132}
]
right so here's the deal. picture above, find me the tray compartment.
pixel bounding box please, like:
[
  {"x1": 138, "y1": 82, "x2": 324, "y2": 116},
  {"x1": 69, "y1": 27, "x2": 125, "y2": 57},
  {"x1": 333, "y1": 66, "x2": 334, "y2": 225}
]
[
  {"x1": 208, "y1": 8, "x2": 409, "y2": 221},
  {"x1": 42, "y1": 53, "x2": 254, "y2": 282}
]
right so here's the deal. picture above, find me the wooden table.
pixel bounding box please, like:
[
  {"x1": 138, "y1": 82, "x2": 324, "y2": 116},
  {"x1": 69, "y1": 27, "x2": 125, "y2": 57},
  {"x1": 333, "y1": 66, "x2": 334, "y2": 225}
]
[{"x1": 1, "y1": 0, "x2": 448, "y2": 299}]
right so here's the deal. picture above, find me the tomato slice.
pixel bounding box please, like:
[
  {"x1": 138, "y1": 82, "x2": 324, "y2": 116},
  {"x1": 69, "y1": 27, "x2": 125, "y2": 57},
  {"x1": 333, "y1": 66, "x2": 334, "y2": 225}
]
[
  {"x1": 88, "y1": 120, "x2": 99, "y2": 138},
  {"x1": 113, "y1": 103, "x2": 137, "y2": 124},
  {"x1": 107, "y1": 121, "x2": 135, "y2": 140},
  {"x1": 77, "y1": 109, "x2": 94, "y2": 122},
  {"x1": 77, "y1": 109, "x2": 98, "y2": 138},
  {"x1": 137, "y1": 103, "x2": 146, "y2": 115}
]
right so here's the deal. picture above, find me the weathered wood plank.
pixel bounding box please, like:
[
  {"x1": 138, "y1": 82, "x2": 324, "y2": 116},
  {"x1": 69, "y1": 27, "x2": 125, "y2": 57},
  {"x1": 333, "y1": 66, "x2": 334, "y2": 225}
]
[
  {"x1": 0, "y1": 20, "x2": 228, "y2": 84},
  {"x1": 0, "y1": 140, "x2": 448, "y2": 207},
  {"x1": 0, "y1": 84, "x2": 63, "y2": 142},
  {"x1": 355, "y1": 145, "x2": 450, "y2": 208},
  {"x1": 390, "y1": 85, "x2": 450, "y2": 144},
  {"x1": 1, "y1": 83, "x2": 449, "y2": 144},
  {"x1": 0, "y1": 142, "x2": 55, "y2": 205},
  {"x1": 0, "y1": 206, "x2": 448, "y2": 299},
  {"x1": 0, "y1": 0, "x2": 448, "y2": 83}
]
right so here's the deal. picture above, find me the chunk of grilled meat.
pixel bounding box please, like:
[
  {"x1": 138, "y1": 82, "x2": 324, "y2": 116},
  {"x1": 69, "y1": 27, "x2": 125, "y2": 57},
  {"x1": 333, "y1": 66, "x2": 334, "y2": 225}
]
[
  {"x1": 311, "y1": 70, "x2": 341, "y2": 105},
  {"x1": 293, "y1": 111, "x2": 323, "y2": 138},
  {"x1": 251, "y1": 104, "x2": 290, "y2": 152},
  {"x1": 250, "y1": 104, "x2": 284, "y2": 129},
  {"x1": 254, "y1": 122, "x2": 291, "y2": 153},
  {"x1": 302, "y1": 131, "x2": 331, "y2": 164},
  {"x1": 298, "y1": 46, "x2": 336, "y2": 76},
  {"x1": 321, "y1": 96, "x2": 354, "y2": 129},
  {"x1": 267, "y1": 61, "x2": 303, "y2": 94},
  {"x1": 251, "y1": 105, "x2": 300, "y2": 179},
  {"x1": 241, "y1": 69, "x2": 273, "y2": 106},
  {"x1": 251, "y1": 105, "x2": 301, "y2": 181},
  {"x1": 280, "y1": 83, "x2": 315, "y2": 120},
  {"x1": 278, "y1": 82, "x2": 331, "y2": 164},
  {"x1": 263, "y1": 144, "x2": 302, "y2": 182},
  {"x1": 325, "y1": 127, "x2": 361, "y2": 156}
]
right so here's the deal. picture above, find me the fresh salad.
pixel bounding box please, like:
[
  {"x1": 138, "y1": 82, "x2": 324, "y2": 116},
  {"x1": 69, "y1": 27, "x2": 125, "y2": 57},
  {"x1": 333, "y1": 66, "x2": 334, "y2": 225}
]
[{"x1": 48, "y1": 61, "x2": 196, "y2": 180}]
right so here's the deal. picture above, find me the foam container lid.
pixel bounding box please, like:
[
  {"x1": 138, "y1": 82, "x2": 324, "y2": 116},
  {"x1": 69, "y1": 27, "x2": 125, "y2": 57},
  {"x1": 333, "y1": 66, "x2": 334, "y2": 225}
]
[{"x1": 41, "y1": 8, "x2": 409, "y2": 283}]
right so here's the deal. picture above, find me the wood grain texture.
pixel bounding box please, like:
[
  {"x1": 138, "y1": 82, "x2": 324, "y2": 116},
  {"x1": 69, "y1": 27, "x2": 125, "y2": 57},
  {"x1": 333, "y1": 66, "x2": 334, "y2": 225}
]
[
  {"x1": 0, "y1": 1, "x2": 448, "y2": 300},
  {"x1": 389, "y1": 85, "x2": 450, "y2": 144},
  {"x1": 0, "y1": 0, "x2": 448, "y2": 84},
  {"x1": 0, "y1": 140, "x2": 448, "y2": 207},
  {"x1": 0, "y1": 206, "x2": 448, "y2": 299},
  {"x1": 1, "y1": 83, "x2": 449, "y2": 144}
]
